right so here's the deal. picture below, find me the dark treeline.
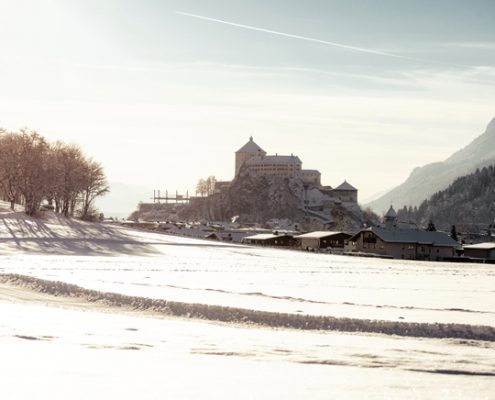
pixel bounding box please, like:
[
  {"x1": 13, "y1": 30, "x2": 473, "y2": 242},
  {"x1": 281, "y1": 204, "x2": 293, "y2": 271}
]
[
  {"x1": 0, "y1": 128, "x2": 109, "y2": 219},
  {"x1": 397, "y1": 165, "x2": 495, "y2": 231}
]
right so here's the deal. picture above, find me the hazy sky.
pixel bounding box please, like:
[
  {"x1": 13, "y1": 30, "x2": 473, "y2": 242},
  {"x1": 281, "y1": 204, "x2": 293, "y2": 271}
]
[{"x1": 1, "y1": 0, "x2": 494, "y2": 201}]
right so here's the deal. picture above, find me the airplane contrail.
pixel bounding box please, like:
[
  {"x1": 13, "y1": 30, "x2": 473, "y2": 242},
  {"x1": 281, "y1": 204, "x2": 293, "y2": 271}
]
[
  {"x1": 176, "y1": 11, "x2": 469, "y2": 68},
  {"x1": 176, "y1": 11, "x2": 419, "y2": 62}
]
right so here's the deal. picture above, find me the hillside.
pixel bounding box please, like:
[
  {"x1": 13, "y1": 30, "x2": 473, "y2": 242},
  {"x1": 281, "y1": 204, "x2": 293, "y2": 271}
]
[
  {"x1": 0, "y1": 208, "x2": 165, "y2": 256},
  {"x1": 397, "y1": 164, "x2": 495, "y2": 231},
  {"x1": 177, "y1": 169, "x2": 371, "y2": 231},
  {"x1": 367, "y1": 118, "x2": 495, "y2": 213}
]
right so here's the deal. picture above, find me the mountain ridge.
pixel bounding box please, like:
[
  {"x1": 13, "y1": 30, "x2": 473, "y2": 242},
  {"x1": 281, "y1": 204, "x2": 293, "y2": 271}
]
[
  {"x1": 396, "y1": 164, "x2": 495, "y2": 231},
  {"x1": 367, "y1": 117, "x2": 495, "y2": 213}
]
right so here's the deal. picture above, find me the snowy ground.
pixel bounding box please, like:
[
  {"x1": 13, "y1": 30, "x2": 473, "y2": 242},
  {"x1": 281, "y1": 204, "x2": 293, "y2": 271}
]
[{"x1": 1, "y1": 210, "x2": 494, "y2": 399}]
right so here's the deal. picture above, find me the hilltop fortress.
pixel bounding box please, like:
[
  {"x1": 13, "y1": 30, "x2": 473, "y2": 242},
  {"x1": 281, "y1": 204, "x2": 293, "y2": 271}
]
[
  {"x1": 235, "y1": 136, "x2": 321, "y2": 186},
  {"x1": 142, "y1": 137, "x2": 365, "y2": 229},
  {"x1": 232, "y1": 137, "x2": 358, "y2": 203}
]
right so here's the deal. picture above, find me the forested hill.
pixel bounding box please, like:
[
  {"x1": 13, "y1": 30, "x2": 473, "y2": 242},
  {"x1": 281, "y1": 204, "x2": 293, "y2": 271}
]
[
  {"x1": 397, "y1": 164, "x2": 495, "y2": 231},
  {"x1": 367, "y1": 118, "x2": 495, "y2": 213}
]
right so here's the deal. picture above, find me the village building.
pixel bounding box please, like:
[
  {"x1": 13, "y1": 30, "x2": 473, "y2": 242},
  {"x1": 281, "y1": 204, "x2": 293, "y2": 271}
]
[
  {"x1": 463, "y1": 243, "x2": 495, "y2": 260},
  {"x1": 242, "y1": 233, "x2": 296, "y2": 247},
  {"x1": 294, "y1": 231, "x2": 351, "y2": 251},
  {"x1": 347, "y1": 206, "x2": 458, "y2": 260}
]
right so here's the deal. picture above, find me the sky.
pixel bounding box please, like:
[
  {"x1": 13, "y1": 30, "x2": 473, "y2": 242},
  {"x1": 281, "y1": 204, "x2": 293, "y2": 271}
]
[{"x1": 0, "y1": 0, "x2": 494, "y2": 202}]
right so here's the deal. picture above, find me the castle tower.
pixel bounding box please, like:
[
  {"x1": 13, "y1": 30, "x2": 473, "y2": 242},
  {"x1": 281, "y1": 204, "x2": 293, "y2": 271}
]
[
  {"x1": 332, "y1": 180, "x2": 358, "y2": 203},
  {"x1": 235, "y1": 136, "x2": 266, "y2": 176}
]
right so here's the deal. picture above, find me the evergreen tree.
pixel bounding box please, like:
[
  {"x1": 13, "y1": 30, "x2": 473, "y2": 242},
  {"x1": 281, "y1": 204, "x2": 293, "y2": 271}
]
[
  {"x1": 426, "y1": 220, "x2": 436, "y2": 231},
  {"x1": 450, "y1": 225, "x2": 458, "y2": 241}
]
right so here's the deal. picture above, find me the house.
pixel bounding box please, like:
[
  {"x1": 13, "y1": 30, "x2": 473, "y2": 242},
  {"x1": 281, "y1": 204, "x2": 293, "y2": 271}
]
[
  {"x1": 347, "y1": 206, "x2": 458, "y2": 260},
  {"x1": 242, "y1": 233, "x2": 296, "y2": 247},
  {"x1": 463, "y1": 243, "x2": 495, "y2": 260},
  {"x1": 294, "y1": 231, "x2": 351, "y2": 251}
]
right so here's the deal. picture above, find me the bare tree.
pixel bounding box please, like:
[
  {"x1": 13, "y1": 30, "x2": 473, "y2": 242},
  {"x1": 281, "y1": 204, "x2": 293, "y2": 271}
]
[
  {"x1": 50, "y1": 142, "x2": 86, "y2": 217},
  {"x1": 0, "y1": 131, "x2": 22, "y2": 210},
  {"x1": 0, "y1": 128, "x2": 109, "y2": 218},
  {"x1": 205, "y1": 176, "x2": 217, "y2": 196},
  {"x1": 196, "y1": 179, "x2": 207, "y2": 197},
  {"x1": 15, "y1": 130, "x2": 50, "y2": 215},
  {"x1": 80, "y1": 159, "x2": 109, "y2": 220},
  {"x1": 196, "y1": 176, "x2": 217, "y2": 197}
]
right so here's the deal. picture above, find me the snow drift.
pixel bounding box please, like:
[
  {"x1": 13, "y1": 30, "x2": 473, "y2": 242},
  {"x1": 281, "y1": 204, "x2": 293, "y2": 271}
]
[{"x1": 2, "y1": 273, "x2": 494, "y2": 342}]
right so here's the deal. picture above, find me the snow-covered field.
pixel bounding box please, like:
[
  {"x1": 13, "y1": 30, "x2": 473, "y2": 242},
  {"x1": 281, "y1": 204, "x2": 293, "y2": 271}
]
[{"x1": 1, "y1": 210, "x2": 494, "y2": 399}]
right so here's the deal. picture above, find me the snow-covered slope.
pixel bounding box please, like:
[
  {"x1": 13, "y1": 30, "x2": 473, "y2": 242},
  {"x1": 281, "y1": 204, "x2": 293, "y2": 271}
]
[{"x1": 1, "y1": 211, "x2": 494, "y2": 398}]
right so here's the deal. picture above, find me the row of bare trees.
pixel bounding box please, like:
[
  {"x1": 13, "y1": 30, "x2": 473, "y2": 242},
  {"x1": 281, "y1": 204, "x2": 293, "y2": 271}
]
[
  {"x1": 196, "y1": 176, "x2": 217, "y2": 197},
  {"x1": 0, "y1": 128, "x2": 109, "y2": 219}
]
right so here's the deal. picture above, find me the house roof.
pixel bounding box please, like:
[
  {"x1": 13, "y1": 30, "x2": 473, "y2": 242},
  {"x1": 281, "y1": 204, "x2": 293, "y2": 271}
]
[
  {"x1": 243, "y1": 233, "x2": 291, "y2": 241},
  {"x1": 236, "y1": 137, "x2": 266, "y2": 153},
  {"x1": 246, "y1": 155, "x2": 302, "y2": 165},
  {"x1": 294, "y1": 231, "x2": 349, "y2": 239},
  {"x1": 384, "y1": 205, "x2": 397, "y2": 219},
  {"x1": 463, "y1": 242, "x2": 495, "y2": 250},
  {"x1": 334, "y1": 180, "x2": 357, "y2": 191},
  {"x1": 352, "y1": 226, "x2": 458, "y2": 247}
]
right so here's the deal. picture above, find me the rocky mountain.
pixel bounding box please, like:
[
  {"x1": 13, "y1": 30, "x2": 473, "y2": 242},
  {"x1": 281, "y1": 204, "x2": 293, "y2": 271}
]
[
  {"x1": 397, "y1": 164, "x2": 495, "y2": 231},
  {"x1": 367, "y1": 117, "x2": 495, "y2": 213},
  {"x1": 180, "y1": 170, "x2": 306, "y2": 223}
]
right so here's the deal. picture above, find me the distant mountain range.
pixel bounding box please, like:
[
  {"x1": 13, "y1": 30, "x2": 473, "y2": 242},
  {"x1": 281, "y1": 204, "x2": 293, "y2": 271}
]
[
  {"x1": 367, "y1": 117, "x2": 495, "y2": 214},
  {"x1": 396, "y1": 164, "x2": 495, "y2": 231},
  {"x1": 94, "y1": 182, "x2": 151, "y2": 219}
]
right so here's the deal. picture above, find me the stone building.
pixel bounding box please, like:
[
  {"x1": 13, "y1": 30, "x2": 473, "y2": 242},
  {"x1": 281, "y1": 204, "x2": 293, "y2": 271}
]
[
  {"x1": 235, "y1": 137, "x2": 321, "y2": 185},
  {"x1": 332, "y1": 181, "x2": 358, "y2": 203},
  {"x1": 299, "y1": 169, "x2": 322, "y2": 186},
  {"x1": 235, "y1": 136, "x2": 266, "y2": 176},
  {"x1": 245, "y1": 154, "x2": 302, "y2": 178}
]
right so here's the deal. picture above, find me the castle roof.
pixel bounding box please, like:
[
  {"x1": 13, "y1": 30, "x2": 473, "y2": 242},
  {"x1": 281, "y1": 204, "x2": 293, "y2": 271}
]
[
  {"x1": 236, "y1": 136, "x2": 265, "y2": 153},
  {"x1": 246, "y1": 154, "x2": 302, "y2": 165},
  {"x1": 334, "y1": 180, "x2": 357, "y2": 191}
]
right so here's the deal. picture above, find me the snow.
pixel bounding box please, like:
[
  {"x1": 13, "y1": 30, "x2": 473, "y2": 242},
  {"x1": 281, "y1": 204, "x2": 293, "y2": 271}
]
[{"x1": 1, "y1": 211, "x2": 495, "y2": 399}]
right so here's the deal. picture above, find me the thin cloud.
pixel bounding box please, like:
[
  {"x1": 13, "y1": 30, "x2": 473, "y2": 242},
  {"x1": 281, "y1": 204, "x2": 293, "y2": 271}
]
[
  {"x1": 176, "y1": 11, "x2": 464, "y2": 68},
  {"x1": 444, "y1": 41, "x2": 495, "y2": 50}
]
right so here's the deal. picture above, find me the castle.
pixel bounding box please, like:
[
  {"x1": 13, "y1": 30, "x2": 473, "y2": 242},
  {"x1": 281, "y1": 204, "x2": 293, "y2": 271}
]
[
  {"x1": 234, "y1": 137, "x2": 358, "y2": 203},
  {"x1": 235, "y1": 137, "x2": 321, "y2": 186}
]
